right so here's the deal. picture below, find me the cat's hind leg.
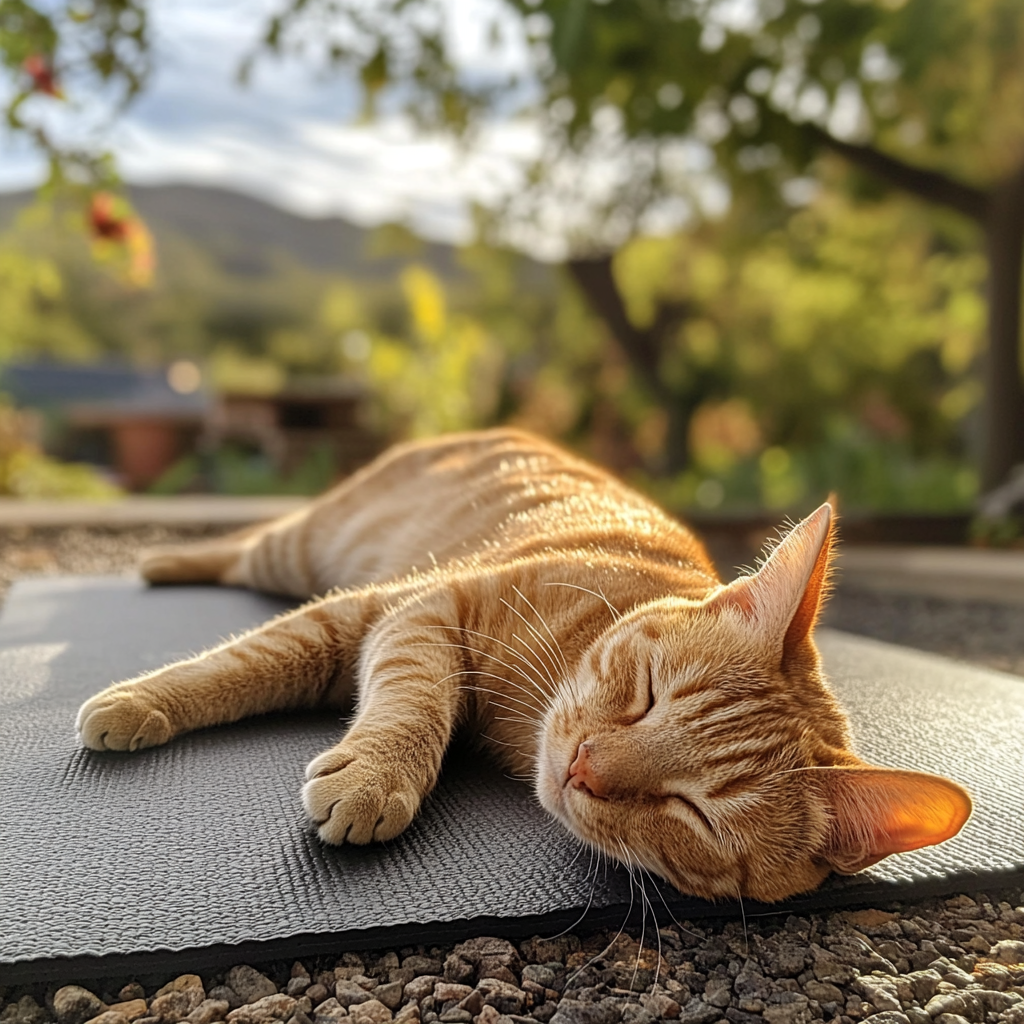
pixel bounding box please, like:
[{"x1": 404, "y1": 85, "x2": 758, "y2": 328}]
[{"x1": 140, "y1": 531, "x2": 254, "y2": 585}]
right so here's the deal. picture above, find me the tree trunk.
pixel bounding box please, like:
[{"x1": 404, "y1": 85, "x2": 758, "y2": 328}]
[
  {"x1": 981, "y1": 166, "x2": 1024, "y2": 491},
  {"x1": 566, "y1": 255, "x2": 695, "y2": 473}
]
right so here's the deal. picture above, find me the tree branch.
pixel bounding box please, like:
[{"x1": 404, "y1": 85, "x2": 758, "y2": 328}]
[
  {"x1": 805, "y1": 125, "x2": 990, "y2": 222},
  {"x1": 566, "y1": 255, "x2": 688, "y2": 404}
]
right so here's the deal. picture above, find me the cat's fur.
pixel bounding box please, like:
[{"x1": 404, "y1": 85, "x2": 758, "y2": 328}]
[{"x1": 76, "y1": 428, "x2": 971, "y2": 901}]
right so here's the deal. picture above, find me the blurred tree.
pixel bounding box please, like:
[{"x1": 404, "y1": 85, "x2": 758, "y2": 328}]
[
  {"x1": 249, "y1": 0, "x2": 1023, "y2": 487},
  {"x1": 2, "y1": 0, "x2": 1018, "y2": 489}
]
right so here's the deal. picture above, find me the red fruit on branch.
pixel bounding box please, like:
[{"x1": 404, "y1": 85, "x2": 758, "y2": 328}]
[
  {"x1": 22, "y1": 54, "x2": 62, "y2": 98},
  {"x1": 89, "y1": 192, "x2": 130, "y2": 242}
]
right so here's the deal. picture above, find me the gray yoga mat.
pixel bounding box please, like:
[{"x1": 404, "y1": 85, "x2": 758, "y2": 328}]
[{"x1": 1, "y1": 577, "x2": 1022, "y2": 985}]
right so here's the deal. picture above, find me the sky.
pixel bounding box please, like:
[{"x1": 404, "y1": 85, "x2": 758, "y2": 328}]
[{"x1": 0, "y1": 0, "x2": 546, "y2": 245}]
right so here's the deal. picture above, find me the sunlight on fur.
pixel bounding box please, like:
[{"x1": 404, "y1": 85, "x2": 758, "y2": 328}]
[{"x1": 75, "y1": 428, "x2": 972, "y2": 901}]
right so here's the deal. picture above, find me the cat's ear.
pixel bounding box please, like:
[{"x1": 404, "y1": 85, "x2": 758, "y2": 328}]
[
  {"x1": 813, "y1": 766, "x2": 972, "y2": 873},
  {"x1": 705, "y1": 500, "x2": 836, "y2": 658}
]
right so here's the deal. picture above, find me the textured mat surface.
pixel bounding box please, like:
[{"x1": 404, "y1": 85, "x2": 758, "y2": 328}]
[{"x1": 1, "y1": 577, "x2": 1022, "y2": 984}]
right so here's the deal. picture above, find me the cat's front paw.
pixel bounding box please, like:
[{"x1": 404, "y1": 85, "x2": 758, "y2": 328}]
[
  {"x1": 76, "y1": 686, "x2": 174, "y2": 751},
  {"x1": 301, "y1": 742, "x2": 421, "y2": 845}
]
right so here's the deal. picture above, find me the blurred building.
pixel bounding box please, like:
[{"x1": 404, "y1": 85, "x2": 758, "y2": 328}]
[{"x1": 0, "y1": 362, "x2": 379, "y2": 492}]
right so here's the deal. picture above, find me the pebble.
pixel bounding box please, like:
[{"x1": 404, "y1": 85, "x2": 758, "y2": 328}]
[
  {"x1": 990, "y1": 941, "x2": 1024, "y2": 965},
  {"x1": 225, "y1": 970, "x2": 278, "y2": 1008},
  {"x1": 184, "y1": 1001, "x2": 230, "y2": 1024},
  {"x1": 81, "y1": 1013, "x2": 128, "y2": 1024},
  {"x1": 312, "y1": 1000, "x2": 347, "y2": 1024},
  {"x1": 119, "y1": 992, "x2": 146, "y2": 1006},
  {"x1": 0, "y1": 997, "x2": 49, "y2": 1024},
  {"x1": 108, "y1": 1003, "x2": 148, "y2": 1023},
  {"x1": 402, "y1": 982, "x2": 440, "y2": 1006},
  {"x1": 304, "y1": 990, "x2": 330, "y2": 1010},
  {"x1": 348, "y1": 1003, "x2": 392, "y2": 1024},
  {"x1": 226, "y1": 997, "x2": 297, "y2": 1024},
  {"x1": 445, "y1": 940, "x2": 522, "y2": 986},
  {"x1": 861, "y1": 1014, "x2": 911, "y2": 1024},
  {"x1": 53, "y1": 988, "x2": 107, "y2": 1024},
  {"x1": 403, "y1": 960, "x2": 443, "y2": 979},
  {"x1": 334, "y1": 987, "x2": 372, "y2": 1011}
]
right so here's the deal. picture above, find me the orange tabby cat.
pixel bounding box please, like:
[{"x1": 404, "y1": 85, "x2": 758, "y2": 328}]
[{"x1": 76, "y1": 428, "x2": 971, "y2": 901}]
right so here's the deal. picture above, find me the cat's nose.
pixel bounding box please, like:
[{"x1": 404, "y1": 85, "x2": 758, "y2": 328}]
[{"x1": 568, "y1": 741, "x2": 609, "y2": 799}]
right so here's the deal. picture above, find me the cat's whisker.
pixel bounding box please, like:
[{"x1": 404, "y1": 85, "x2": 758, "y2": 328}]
[
  {"x1": 417, "y1": 625, "x2": 550, "y2": 699},
  {"x1": 736, "y1": 883, "x2": 749, "y2": 956},
  {"x1": 543, "y1": 580, "x2": 622, "y2": 621},
  {"x1": 616, "y1": 838, "x2": 651, "y2": 998},
  {"x1": 409, "y1": 636, "x2": 548, "y2": 698},
  {"x1": 510, "y1": 585, "x2": 569, "y2": 674},
  {"x1": 636, "y1": 863, "x2": 702, "y2": 942},
  {"x1": 542, "y1": 842, "x2": 600, "y2": 941},
  {"x1": 442, "y1": 677, "x2": 544, "y2": 715},
  {"x1": 500, "y1": 599, "x2": 562, "y2": 687}
]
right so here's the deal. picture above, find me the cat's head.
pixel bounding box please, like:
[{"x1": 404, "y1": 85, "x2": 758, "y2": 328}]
[{"x1": 536, "y1": 502, "x2": 972, "y2": 902}]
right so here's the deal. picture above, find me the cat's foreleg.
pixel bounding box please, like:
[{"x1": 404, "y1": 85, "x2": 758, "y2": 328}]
[
  {"x1": 301, "y1": 594, "x2": 465, "y2": 845},
  {"x1": 76, "y1": 588, "x2": 381, "y2": 752}
]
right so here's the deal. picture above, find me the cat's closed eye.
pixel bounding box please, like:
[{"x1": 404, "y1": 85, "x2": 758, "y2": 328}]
[{"x1": 665, "y1": 793, "x2": 716, "y2": 835}]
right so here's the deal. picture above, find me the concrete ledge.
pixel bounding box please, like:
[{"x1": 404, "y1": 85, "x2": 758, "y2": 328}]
[
  {"x1": 0, "y1": 496, "x2": 307, "y2": 528},
  {"x1": 839, "y1": 545, "x2": 1024, "y2": 605}
]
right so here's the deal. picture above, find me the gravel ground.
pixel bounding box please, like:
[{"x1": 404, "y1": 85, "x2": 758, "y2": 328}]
[{"x1": 1, "y1": 526, "x2": 1022, "y2": 1018}]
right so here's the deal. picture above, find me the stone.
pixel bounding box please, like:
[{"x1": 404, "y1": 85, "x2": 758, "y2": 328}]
[
  {"x1": 226, "y1": 973, "x2": 278, "y2": 1010},
  {"x1": 476, "y1": 1008, "x2": 501, "y2": 1024},
  {"x1": 335, "y1": 989, "x2": 372, "y2": 1012},
  {"x1": 860, "y1": 1015, "x2": 910, "y2": 1024},
  {"x1": 702, "y1": 979, "x2": 731, "y2": 1010},
  {"x1": 226, "y1": 997, "x2": 297, "y2": 1024},
  {"x1": 288, "y1": 1014, "x2": 313, "y2": 1024},
  {"x1": 119, "y1": 992, "x2": 146, "y2": 1007},
  {"x1": 455, "y1": 997, "x2": 482, "y2": 1019},
  {"x1": 438, "y1": 1014, "x2": 471, "y2": 1024},
  {"x1": 905, "y1": 972, "x2": 943, "y2": 1005},
  {"x1": 312, "y1": 1001, "x2": 347, "y2": 1024},
  {"x1": 804, "y1": 983, "x2": 843, "y2": 1005},
  {"x1": 306, "y1": 992, "x2": 330, "y2": 1011},
  {"x1": 54, "y1": 988, "x2": 107, "y2": 1024},
  {"x1": 733, "y1": 965, "x2": 770, "y2": 1003},
  {"x1": 905, "y1": 1011, "x2": 931, "y2": 1024},
  {"x1": 404, "y1": 961, "x2": 444, "y2": 980},
  {"x1": 641, "y1": 992, "x2": 680, "y2": 1019},
  {"x1": 433, "y1": 993, "x2": 471, "y2": 1009},
  {"x1": 620, "y1": 1009, "x2": 655, "y2": 1024},
  {"x1": 351, "y1": 984, "x2": 376, "y2": 996},
  {"x1": 763, "y1": 993, "x2": 811, "y2": 1024},
  {"x1": 520, "y1": 971, "x2": 556, "y2": 993},
  {"x1": 287, "y1": 985, "x2": 311, "y2": 1000},
  {"x1": 388, "y1": 977, "x2": 416, "y2": 993},
  {"x1": 447, "y1": 940, "x2": 523, "y2": 986},
  {"x1": 151, "y1": 982, "x2": 207, "y2": 1024},
  {"x1": 530, "y1": 1006, "x2": 557, "y2": 1024},
  {"x1": 475, "y1": 984, "x2": 525, "y2": 1018},
  {"x1": 812, "y1": 956, "x2": 859, "y2": 987},
  {"x1": 520, "y1": 938, "x2": 581, "y2": 967},
  {"x1": 2, "y1": 996, "x2": 50, "y2": 1024},
  {"x1": 989, "y1": 942, "x2": 1024, "y2": 966},
  {"x1": 349, "y1": 1004, "x2": 393, "y2": 1024},
  {"x1": 925, "y1": 995, "x2": 967, "y2": 1019},
  {"x1": 932, "y1": 1016, "x2": 970, "y2": 1024},
  {"x1": 108, "y1": 1003, "x2": 148, "y2": 1023},
  {"x1": 547, "y1": 1001, "x2": 621, "y2": 1024},
  {"x1": 852, "y1": 979, "x2": 901, "y2": 1013},
  {"x1": 394, "y1": 1006, "x2": 419, "y2": 1024},
  {"x1": 209, "y1": 995, "x2": 240, "y2": 1014},
  {"x1": 403, "y1": 981, "x2": 441, "y2": 1006},
  {"x1": 185, "y1": 1002, "x2": 230, "y2": 1024},
  {"x1": 974, "y1": 993, "x2": 1021, "y2": 1015},
  {"x1": 82, "y1": 1013, "x2": 128, "y2": 1024},
  {"x1": 374, "y1": 991, "x2": 404, "y2": 1014},
  {"x1": 725, "y1": 1011, "x2": 764, "y2": 1024},
  {"x1": 677, "y1": 999, "x2": 723, "y2": 1024}
]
